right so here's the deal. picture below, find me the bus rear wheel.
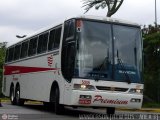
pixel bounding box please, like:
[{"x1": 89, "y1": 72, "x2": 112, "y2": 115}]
[
  {"x1": 43, "y1": 102, "x2": 53, "y2": 111},
  {"x1": 15, "y1": 86, "x2": 25, "y2": 106},
  {"x1": 106, "y1": 107, "x2": 115, "y2": 116},
  {"x1": 54, "y1": 87, "x2": 64, "y2": 115},
  {"x1": 10, "y1": 86, "x2": 16, "y2": 105}
]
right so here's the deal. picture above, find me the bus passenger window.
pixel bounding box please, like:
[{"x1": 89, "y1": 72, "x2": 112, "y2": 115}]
[
  {"x1": 37, "y1": 32, "x2": 49, "y2": 54},
  {"x1": 8, "y1": 47, "x2": 14, "y2": 62},
  {"x1": 20, "y1": 41, "x2": 29, "y2": 58},
  {"x1": 48, "y1": 29, "x2": 55, "y2": 51},
  {"x1": 28, "y1": 37, "x2": 38, "y2": 56},
  {"x1": 54, "y1": 27, "x2": 62, "y2": 48},
  {"x1": 14, "y1": 44, "x2": 21, "y2": 60}
]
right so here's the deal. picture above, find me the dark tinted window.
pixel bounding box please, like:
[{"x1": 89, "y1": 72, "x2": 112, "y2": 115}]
[
  {"x1": 54, "y1": 27, "x2": 62, "y2": 48},
  {"x1": 5, "y1": 49, "x2": 9, "y2": 62},
  {"x1": 20, "y1": 41, "x2": 29, "y2": 58},
  {"x1": 28, "y1": 37, "x2": 38, "y2": 56},
  {"x1": 37, "y1": 32, "x2": 49, "y2": 54},
  {"x1": 67, "y1": 20, "x2": 75, "y2": 37},
  {"x1": 63, "y1": 20, "x2": 75, "y2": 42},
  {"x1": 14, "y1": 44, "x2": 21, "y2": 60},
  {"x1": 74, "y1": 21, "x2": 112, "y2": 80},
  {"x1": 48, "y1": 27, "x2": 62, "y2": 51},
  {"x1": 8, "y1": 47, "x2": 14, "y2": 62},
  {"x1": 48, "y1": 29, "x2": 55, "y2": 51}
]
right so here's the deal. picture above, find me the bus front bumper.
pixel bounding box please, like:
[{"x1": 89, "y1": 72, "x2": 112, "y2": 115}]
[{"x1": 70, "y1": 90, "x2": 143, "y2": 109}]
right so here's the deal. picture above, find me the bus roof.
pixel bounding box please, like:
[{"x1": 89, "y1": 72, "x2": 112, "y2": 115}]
[
  {"x1": 8, "y1": 15, "x2": 140, "y2": 48},
  {"x1": 75, "y1": 15, "x2": 140, "y2": 27}
]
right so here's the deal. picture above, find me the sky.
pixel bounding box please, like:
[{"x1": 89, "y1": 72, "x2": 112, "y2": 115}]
[{"x1": 0, "y1": 0, "x2": 159, "y2": 46}]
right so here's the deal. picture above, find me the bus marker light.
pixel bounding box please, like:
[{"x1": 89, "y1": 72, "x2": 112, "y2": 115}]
[{"x1": 130, "y1": 98, "x2": 141, "y2": 103}]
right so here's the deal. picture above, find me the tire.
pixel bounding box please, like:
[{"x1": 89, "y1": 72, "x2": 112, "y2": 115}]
[
  {"x1": 10, "y1": 86, "x2": 16, "y2": 105},
  {"x1": 106, "y1": 107, "x2": 115, "y2": 116},
  {"x1": 15, "y1": 86, "x2": 25, "y2": 106},
  {"x1": 43, "y1": 102, "x2": 52, "y2": 110},
  {"x1": 54, "y1": 87, "x2": 65, "y2": 115}
]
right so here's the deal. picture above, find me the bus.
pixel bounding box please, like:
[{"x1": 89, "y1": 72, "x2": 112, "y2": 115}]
[{"x1": 2, "y1": 15, "x2": 143, "y2": 115}]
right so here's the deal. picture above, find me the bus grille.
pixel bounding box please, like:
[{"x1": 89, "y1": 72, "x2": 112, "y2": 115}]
[{"x1": 96, "y1": 86, "x2": 128, "y2": 92}]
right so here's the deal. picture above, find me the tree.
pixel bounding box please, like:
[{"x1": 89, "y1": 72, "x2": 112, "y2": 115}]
[
  {"x1": 0, "y1": 42, "x2": 7, "y2": 96},
  {"x1": 82, "y1": 0, "x2": 124, "y2": 17},
  {"x1": 142, "y1": 25, "x2": 160, "y2": 102}
]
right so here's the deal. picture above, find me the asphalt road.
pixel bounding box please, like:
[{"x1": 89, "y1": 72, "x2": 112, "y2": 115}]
[{"x1": 0, "y1": 102, "x2": 160, "y2": 120}]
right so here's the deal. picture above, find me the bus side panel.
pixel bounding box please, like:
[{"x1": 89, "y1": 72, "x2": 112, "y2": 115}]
[
  {"x1": 3, "y1": 52, "x2": 65, "y2": 103},
  {"x1": 20, "y1": 71, "x2": 54, "y2": 102},
  {"x1": 2, "y1": 74, "x2": 15, "y2": 97}
]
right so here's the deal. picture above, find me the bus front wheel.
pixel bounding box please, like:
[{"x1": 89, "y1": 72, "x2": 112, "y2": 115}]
[
  {"x1": 54, "y1": 87, "x2": 64, "y2": 114},
  {"x1": 106, "y1": 107, "x2": 115, "y2": 116}
]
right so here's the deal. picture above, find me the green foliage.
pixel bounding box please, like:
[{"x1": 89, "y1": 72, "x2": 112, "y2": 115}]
[
  {"x1": 82, "y1": 0, "x2": 124, "y2": 17},
  {"x1": 143, "y1": 102, "x2": 160, "y2": 108},
  {"x1": 143, "y1": 25, "x2": 160, "y2": 103},
  {"x1": 0, "y1": 42, "x2": 7, "y2": 96}
]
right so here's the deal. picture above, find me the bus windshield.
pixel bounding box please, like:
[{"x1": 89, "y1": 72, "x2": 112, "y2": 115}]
[{"x1": 74, "y1": 20, "x2": 142, "y2": 83}]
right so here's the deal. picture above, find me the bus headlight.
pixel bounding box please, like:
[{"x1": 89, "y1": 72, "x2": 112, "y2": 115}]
[
  {"x1": 74, "y1": 84, "x2": 95, "y2": 91},
  {"x1": 129, "y1": 88, "x2": 143, "y2": 94},
  {"x1": 81, "y1": 85, "x2": 86, "y2": 89}
]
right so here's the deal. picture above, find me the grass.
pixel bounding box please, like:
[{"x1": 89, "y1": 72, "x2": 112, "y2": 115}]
[
  {"x1": 0, "y1": 97, "x2": 9, "y2": 100},
  {"x1": 143, "y1": 102, "x2": 160, "y2": 108}
]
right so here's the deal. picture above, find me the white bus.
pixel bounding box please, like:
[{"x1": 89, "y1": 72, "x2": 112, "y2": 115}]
[{"x1": 2, "y1": 15, "x2": 143, "y2": 115}]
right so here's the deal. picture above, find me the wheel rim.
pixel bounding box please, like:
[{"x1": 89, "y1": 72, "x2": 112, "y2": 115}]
[
  {"x1": 16, "y1": 90, "x2": 20, "y2": 102},
  {"x1": 11, "y1": 91, "x2": 14, "y2": 102}
]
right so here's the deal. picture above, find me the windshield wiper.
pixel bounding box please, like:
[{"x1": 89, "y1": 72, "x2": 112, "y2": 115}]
[
  {"x1": 92, "y1": 57, "x2": 109, "y2": 81},
  {"x1": 99, "y1": 57, "x2": 109, "y2": 71},
  {"x1": 117, "y1": 58, "x2": 131, "y2": 84}
]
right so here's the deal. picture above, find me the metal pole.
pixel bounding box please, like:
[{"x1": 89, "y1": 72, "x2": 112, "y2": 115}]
[{"x1": 155, "y1": 0, "x2": 157, "y2": 27}]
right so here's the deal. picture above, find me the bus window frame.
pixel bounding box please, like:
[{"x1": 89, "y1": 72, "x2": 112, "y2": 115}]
[
  {"x1": 20, "y1": 40, "x2": 29, "y2": 59},
  {"x1": 37, "y1": 32, "x2": 49, "y2": 54},
  {"x1": 28, "y1": 36, "x2": 38, "y2": 57}
]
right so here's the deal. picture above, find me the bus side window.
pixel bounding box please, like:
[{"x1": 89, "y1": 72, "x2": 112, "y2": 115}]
[
  {"x1": 8, "y1": 47, "x2": 14, "y2": 62},
  {"x1": 48, "y1": 29, "x2": 55, "y2": 51},
  {"x1": 61, "y1": 19, "x2": 75, "y2": 81},
  {"x1": 37, "y1": 32, "x2": 49, "y2": 54},
  {"x1": 62, "y1": 43, "x2": 75, "y2": 81},
  {"x1": 5, "y1": 49, "x2": 9, "y2": 63},
  {"x1": 14, "y1": 44, "x2": 21, "y2": 60},
  {"x1": 63, "y1": 20, "x2": 75, "y2": 42},
  {"x1": 54, "y1": 27, "x2": 62, "y2": 48},
  {"x1": 20, "y1": 41, "x2": 29, "y2": 59},
  {"x1": 28, "y1": 37, "x2": 38, "y2": 56}
]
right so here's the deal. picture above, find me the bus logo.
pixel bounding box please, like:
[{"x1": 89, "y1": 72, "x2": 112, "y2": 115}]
[{"x1": 47, "y1": 55, "x2": 53, "y2": 67}]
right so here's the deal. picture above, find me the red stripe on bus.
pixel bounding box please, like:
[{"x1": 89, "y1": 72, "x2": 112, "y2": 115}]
[{"x1": 4, "y1": 65, "x2": 59, "y2": 75}]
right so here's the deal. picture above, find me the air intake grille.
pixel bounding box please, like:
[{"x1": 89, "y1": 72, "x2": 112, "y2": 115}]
[{"x1": 96, "y1": 86, "x2": 128, "y2": 92}]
